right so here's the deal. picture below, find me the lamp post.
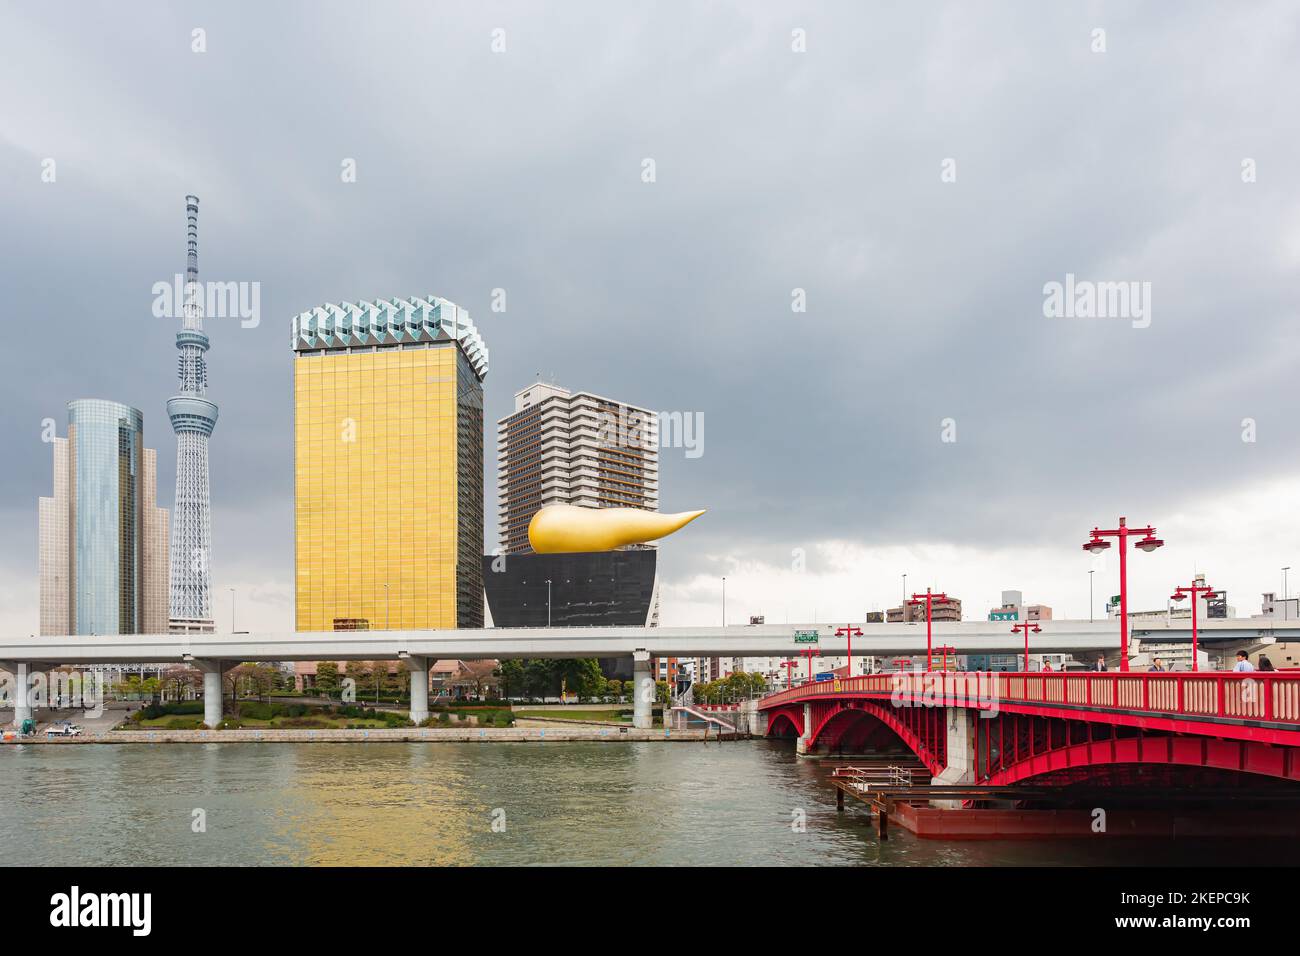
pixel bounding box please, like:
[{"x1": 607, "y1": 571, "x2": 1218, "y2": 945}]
[
  {"x1": 935, "y1": 644, "x2": 956, "y2": 672},
  {"x1": 546, "y1": 579, "x2": 552, "y2": 627},
  {"x1": 228, "y1": 587, "x2": 236, "y2": 633},
  {"x1": 1284, "y1": 567, "x2": 1291, "y2": 621},
  {"x1": 1081, "y1": 516, "x2": 1163, "y2": 672},
  {"x1": 836, "y1": 625, "x2": 863, "y2": 678},
  {"x1": 803, "y1": 645, "x2": 816, "y2": 683},
  {"x1": 1171, "y1": 578, "x2": 1218, "y2": 672},
  {"x1": 907, "y1": 588, "x2": 948, "y2": 671},
  {"x1": 1011, "y1": 621, "x2": 1042, "y2": 672},
  {"x1": 780, "y1": 659, "x2": 797, "y2": 689}
]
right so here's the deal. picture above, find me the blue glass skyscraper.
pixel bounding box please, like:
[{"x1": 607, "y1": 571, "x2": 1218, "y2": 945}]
[{"x1": 39, "y1": 400, "x2": 170, "y2": 635}]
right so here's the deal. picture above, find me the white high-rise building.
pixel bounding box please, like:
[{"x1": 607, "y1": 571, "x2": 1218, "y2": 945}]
[
  {"x1": 496, "y1": 382, "x2": 659, "y2": 554},
  {"x1": 167, "y1": 196, "x2": 218, "y2": 631}
]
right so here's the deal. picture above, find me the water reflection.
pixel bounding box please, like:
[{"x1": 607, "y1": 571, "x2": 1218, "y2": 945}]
[{"x1": 0, "y1": 741, "x2": 1285, "y2": 866}]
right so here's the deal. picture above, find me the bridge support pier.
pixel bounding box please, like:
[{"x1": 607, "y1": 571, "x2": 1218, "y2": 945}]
[
  {"x1": 931, "y1": 707, "x2": 978, "y2": 807},
  {"x1": 408, "y1": 656, "x2": 429, "y2": 725},
  {"x1": 1, "y1": 661, "x2": 33, "y2": 727},
  {"x1": 194, "y1": 661, "x2": 227, "y2": 729},
  {"x1": 796, "y1": 703, "x2": 819, "y2": 756},
  {"x1": 632, "y1": 650, "x2": 653, "y2": 729}
]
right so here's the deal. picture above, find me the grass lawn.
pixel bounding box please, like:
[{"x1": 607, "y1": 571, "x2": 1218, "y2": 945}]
[{"x1": 513, "y1": 709, "x2": 634, "y2": 723}]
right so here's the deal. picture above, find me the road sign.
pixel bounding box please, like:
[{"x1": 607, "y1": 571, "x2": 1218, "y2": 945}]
[
  {"x1": 815, "y1": 672, "x2": 835, "y2": 682},
  {"x1": 793, "y1": 629, "x2": 819, "y2": 644}
]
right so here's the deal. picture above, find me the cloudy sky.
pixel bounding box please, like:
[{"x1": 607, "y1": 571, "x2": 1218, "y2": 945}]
[{"x1": 2, "y1": 1, "x2": 1298, "y2": 635}]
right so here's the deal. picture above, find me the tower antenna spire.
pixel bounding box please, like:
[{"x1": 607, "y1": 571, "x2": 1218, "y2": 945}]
[{"x1": 184, "y1": 195, "x2": 201, "y2": 331}]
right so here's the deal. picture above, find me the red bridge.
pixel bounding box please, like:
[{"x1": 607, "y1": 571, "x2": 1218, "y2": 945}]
[{"x1": 758, "y1": 671, "x2": 1300, "y2": 788}]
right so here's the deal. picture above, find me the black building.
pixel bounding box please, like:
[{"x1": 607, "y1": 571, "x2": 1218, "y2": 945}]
[{"x1": 481, "y1": 550, "x2": 659, "y2": 680}]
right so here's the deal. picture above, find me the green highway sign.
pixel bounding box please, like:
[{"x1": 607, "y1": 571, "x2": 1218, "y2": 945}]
[{"x1": 793, "y1": 629, "x2": 820, "y2": 644}]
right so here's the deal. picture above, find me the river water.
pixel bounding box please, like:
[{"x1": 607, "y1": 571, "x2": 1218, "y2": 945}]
[{"x1": 0, "y1": 740, "x2": 1273, "y2": 866}]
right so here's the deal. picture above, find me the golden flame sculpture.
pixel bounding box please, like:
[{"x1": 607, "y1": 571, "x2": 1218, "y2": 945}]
[{"x1": 528, "y1": 504, "x2": 706, "y2": 554}]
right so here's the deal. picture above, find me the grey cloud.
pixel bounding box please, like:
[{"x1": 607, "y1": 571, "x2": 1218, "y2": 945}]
[{"x1": 1, "y1": 1, "x2": 1297, "y2": 617}]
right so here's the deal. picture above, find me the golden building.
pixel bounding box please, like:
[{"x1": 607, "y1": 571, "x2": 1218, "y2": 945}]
[{"x1": 292, "y1": 296, "x2": 488, "y2": 632}]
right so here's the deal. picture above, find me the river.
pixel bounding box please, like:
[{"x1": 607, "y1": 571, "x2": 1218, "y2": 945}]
[{"x1": 0, "y1": 740, "x2": 1275, "y2": 866}]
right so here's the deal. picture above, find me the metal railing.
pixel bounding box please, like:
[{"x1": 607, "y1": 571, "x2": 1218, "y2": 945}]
[
  {"x1": 831, "y1": 765, "x2": 921, "y2": 791},
  {"x1": 759, "y1": 671, "x2": 1300, "y2": 725}
]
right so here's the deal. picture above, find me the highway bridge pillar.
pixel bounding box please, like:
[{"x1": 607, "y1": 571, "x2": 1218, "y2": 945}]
[
  {"x1": 632, "y1": 650, "x2": 653, "y2": 729},
  {"x1": 194, "y1": 661, "x2": 227, "y2": 729},
  {"x1": 1, "y1": 662, "x2": 33, "y2": 727},
  {"x1": 408, "y1": 656, "x2": 430, "y2": 725}
]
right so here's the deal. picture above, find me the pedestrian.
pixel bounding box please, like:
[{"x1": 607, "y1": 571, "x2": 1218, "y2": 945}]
[
  {"x1": 1233, "y1": 651, "x2": 1255, "y2": 673},
  {"x1": 1041, "y1": 660, "x2": 1053, "y2": 673},
  {"x1": 1258, "y1": 655, "x2": 1276, "y2": 672},
  {"x1": 1093, "y1": 655, "x2": 1107, "y2": 672},
  {"x1": 1150, "y1": 658, "x2": 1166, "y2": 673}
]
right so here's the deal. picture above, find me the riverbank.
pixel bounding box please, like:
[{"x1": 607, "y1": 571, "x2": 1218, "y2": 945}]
[{"x1": 2, "y1": 726, "x2": 723, "y2": 744}]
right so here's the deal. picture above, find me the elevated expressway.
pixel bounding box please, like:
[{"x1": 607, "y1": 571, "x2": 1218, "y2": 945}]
[{"x1": 2, "y1": 618, "x2": 1293, "y2": 730}]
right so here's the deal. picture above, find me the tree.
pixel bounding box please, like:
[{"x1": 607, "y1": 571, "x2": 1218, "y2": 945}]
[
  {"x1": 495, "y1": 660, "x2": 525, "y2": 698},
  {"x1": 558, "y1": 659, "x2": 604, "y2": 700},
  {"x1": 140, "y1": 676, "x2": 162, "y2": 704},
  {"x1": 315, "y1": 662, "x2": 341, "y2": 696},
  {"x1": 113, "y1": 675, "x2": 143, "y2": 700},
  {"x1": 388, "y1": 660, "x2": 410, "y2": 697},
  {"x1": 523, "y1": 659, "x2": 555, "y2": 698},
  {"x1": 160, "y1": 666, "x2": 201, "y2": 703},
  {"x1": 655, "y1": 679, "x2": 671, "y2": 705},
  {"x1": 345, "y1": 660, "x2": 371, "y2": 701}
]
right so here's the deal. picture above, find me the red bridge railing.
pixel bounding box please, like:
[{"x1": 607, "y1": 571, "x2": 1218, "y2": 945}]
[{"x1": 759, "y1": 671, "x2": 1300, "y2": 725}]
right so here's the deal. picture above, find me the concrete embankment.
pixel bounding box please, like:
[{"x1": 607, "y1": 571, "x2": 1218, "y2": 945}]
[{"x1": 2, "y1": 726, "x2": 721, "y2": 744}]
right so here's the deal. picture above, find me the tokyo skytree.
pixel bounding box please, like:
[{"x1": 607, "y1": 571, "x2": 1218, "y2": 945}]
[{"x1": 166, "y1": 195, "x2": 219, "y2": 627}]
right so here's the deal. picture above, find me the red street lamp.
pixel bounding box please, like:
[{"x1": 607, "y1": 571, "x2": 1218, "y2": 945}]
[
  {"x1": 908, "y1": 588, "x2": 949, "y2": 671},
  {"x1": 835, "y1": 625, "x2": 863, "y2": 678},
  {"x1": 1171, "y1": 579, "x2": 1217, "y2": 672},
  {"x1": 803, "y1": 645, "x2": 817, "y2": 683},
  {"x1": 1011, "y1": 621, "x2": 1042, "y2": 672},
  {"x1": 779, "y1": 659, "x2": 798, "y2": 689},
  {"x1": 1082, "y1": 516, "x2": 1163, "y2": 672},
  {"x1": 935, "y1": 644, "x2": 956, "y2": 672}
]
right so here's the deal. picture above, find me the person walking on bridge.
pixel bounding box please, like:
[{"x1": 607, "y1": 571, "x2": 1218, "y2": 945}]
[
  {"x1": 1234, "y1": 651, "x2": 1255, "y2": 673},
  {"x1": 1092, "y1": 655, "x2": 1107, "y2": 672}
]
